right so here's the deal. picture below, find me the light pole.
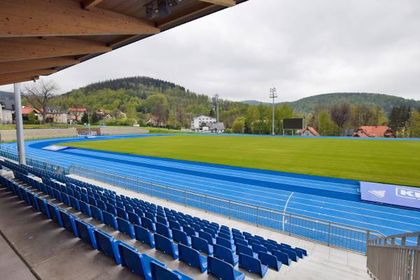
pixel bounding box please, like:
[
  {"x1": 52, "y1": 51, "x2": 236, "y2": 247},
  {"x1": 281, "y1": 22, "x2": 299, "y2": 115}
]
[{"x1": 269, "y1": 87, "x2": 277, "y2": 135}]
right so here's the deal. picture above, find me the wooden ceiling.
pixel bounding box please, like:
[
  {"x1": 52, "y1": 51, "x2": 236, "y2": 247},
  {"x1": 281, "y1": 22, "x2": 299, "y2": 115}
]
[{"x1": 0, "y1": 0, "x2": 246, "y2": 86}]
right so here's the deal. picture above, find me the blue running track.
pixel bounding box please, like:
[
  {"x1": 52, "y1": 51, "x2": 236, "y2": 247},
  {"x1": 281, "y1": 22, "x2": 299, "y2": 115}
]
[{"x1": 1, "y1": 135, "x2": 419, "y2": 243}]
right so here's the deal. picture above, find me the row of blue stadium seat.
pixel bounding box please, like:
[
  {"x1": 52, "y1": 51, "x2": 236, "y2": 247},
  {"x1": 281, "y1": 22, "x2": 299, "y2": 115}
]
[
  {"x1": 0, "y1": 175, "x2": 195, "y2": 280},
  {"x1": 2, "y1": 160, "x2": 308, "y2": 279}
]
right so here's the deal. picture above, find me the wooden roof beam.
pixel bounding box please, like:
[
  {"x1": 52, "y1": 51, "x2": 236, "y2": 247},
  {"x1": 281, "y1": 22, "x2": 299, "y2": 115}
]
[
  {"x1": 0, "y1": 57, "x2": 79, "y2": 75},
  {"x1": 0, "y1": 69, "x2": 55, "y2": 86},
  {"x1": 0, "y1": 0, "x2": 159, "y2": 37},
  {"x1": 0, "y1": 37, "x2": 111, "y2": 63},
  {"x1": 199, "y1": 0, "x2": 236, "y2": 7}
]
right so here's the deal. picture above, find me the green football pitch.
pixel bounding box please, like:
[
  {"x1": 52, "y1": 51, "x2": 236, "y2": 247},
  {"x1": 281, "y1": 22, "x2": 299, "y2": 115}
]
[{"x1": 65, "y1": 135, "x2": 420, "y2": 187}]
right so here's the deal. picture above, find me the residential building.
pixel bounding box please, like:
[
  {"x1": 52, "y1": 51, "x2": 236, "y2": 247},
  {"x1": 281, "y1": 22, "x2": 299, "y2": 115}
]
[
  {"x1": 191, "y1": 115, "x2": 216, "y2": 131},
  {"x1": 68, "y1": 107, "x2": 87, "y2": 123},
  {"x1": 0, "y1": 91, "x2": 15, "y2": 124},
  {"x1": 353, "y1": 126, "x2": 395, "y2": 138},
  {"x1": 300, "y1": 126, "x2": 320, "y2": 137}
]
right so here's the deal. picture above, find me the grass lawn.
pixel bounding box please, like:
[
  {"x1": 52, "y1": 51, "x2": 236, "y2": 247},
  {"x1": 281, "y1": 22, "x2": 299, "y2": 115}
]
[{"x1": 65, "y1": 135, "x2": 420, "y2": 187}]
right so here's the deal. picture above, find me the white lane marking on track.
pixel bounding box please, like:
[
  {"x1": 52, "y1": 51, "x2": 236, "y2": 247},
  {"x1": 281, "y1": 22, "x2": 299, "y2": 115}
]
[{"x1": 282, "y1": 192, "x2": 294, "y2": 231}]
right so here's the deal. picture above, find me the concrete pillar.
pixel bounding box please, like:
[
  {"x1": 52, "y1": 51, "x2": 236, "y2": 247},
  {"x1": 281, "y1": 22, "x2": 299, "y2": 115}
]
[{"x1": 14, "y1": 83, "x2": 26, "y2": 165}]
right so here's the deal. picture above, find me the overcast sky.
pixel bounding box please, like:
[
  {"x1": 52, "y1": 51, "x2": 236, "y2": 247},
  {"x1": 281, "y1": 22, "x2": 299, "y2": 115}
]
[{"x1": 2, "y1": 0, "x2": 420, "y2": 102}]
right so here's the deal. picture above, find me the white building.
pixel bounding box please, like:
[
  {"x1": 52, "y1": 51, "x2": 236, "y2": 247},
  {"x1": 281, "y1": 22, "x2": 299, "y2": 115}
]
[
  {"x1": 191, "y1": 115, "x2": 216, "y2": 131},
  {"x1": 0, "y1": 91, "x2": 15, "y2": 124}
]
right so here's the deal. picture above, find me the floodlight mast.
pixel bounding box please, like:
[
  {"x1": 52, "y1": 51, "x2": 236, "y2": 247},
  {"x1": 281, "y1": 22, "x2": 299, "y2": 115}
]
[{"x1": 269, "y1": 87, "x2": 278, "y2": 135}]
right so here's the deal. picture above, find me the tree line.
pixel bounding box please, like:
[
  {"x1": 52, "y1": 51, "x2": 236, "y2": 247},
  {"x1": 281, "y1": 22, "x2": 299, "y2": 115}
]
[{"x1": 21, "y1": 78, "x2": 420, "y2": 137}]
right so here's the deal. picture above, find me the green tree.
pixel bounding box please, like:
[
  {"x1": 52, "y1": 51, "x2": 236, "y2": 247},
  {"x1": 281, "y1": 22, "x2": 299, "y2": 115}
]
[
  {"x1": 408, "y1": 109, "x2": 420, "y2": 138},
  {"x1": 81, "y1": 112, "x2": 89, "y2": 124},
  {"x1": 232, "y1": 117, "x2": 245, "y2": 133},
  {"x1": 318, "y1": 110, "x2": 339, "y2": 136},
  {"x1": 144, "y1": 94, "x2": 169, "y2": 126}
]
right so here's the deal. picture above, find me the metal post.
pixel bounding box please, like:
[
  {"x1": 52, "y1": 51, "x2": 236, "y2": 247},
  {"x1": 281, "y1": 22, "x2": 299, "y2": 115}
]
[
  {"x1": 269, "y1": 87, "x2": 277, "y2": 135},
  {"x1": 14, "y1": 83, "x2": 26, "y2": 165}
]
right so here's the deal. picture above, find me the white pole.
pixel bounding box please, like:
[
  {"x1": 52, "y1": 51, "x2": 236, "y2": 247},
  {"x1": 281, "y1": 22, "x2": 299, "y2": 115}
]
[
  {"x1": 269, "y1": 87, "x2": 277, "y2": 135},
  {"x1": 14, "y1": 83, "x2": 26, "y2": 165}
]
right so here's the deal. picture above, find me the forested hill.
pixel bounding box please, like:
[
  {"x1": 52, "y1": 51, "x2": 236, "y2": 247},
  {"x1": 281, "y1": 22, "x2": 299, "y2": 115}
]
[
  {"x1": 50, "y1": 76, "x2": 243, "y2": 128},
  {"x1": 288, "y1": 93, "x2": 419, "y2": 114},
  {"x1": 244, "y1": 93, "x2": 419, "y2": 115}
]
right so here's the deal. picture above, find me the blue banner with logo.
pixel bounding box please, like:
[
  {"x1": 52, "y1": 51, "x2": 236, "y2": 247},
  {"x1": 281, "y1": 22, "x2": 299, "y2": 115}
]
[{"x1": 360, "y1": 182, "x2": 420, "y2": 209}]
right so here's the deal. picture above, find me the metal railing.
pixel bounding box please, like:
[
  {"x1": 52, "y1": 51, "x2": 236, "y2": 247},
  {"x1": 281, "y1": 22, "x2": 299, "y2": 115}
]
[
  {"x1": 68, "y1": 164, "x2": 384, "y2": 254},
  {"x1": 367, "y1": 232, "x2": 420, "y2": 280},
  {"x1": 0, "y1": 145, "x2": 384, "y2": 254}
]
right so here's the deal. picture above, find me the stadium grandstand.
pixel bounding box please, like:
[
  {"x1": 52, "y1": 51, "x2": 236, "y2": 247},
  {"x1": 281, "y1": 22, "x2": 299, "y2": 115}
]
[{"x1": 0, "y1": 1, "x2": 419, "y2": 280}]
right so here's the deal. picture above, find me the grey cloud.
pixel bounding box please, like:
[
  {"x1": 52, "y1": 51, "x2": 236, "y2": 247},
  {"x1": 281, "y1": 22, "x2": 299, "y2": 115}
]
[{"x1": 1, "y1": 0, "x2": 419, "y2": 102}]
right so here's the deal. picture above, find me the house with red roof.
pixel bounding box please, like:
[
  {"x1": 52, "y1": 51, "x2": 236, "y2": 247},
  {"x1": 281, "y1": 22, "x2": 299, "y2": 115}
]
[
  {"x1": 68, "y1": 107, "x2": 87, "y2": 123},
  {"x1": 353, "y1": 126, "x2": 395, "y2": 138},
  {"x1": 300, "y1": 126, "x2": 320, "y2": 137}
]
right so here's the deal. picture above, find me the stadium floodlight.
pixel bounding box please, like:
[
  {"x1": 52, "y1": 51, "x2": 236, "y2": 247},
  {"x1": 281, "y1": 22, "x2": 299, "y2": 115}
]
[{"x1": 269, "y1": 87, "x2": 278, "y2": 135}]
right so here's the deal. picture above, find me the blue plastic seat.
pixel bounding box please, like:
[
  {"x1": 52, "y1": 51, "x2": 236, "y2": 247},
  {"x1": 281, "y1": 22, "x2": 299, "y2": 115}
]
[
  {"x1": 128, "y1": 212, "x2": 141, "y2": 225},
  {"x1": 199, "y1": 231, "x2": 215, "y2": 246},
  {"x1": 94, "y1": 229, "x2": 121, "y2": 264},
  {"x1": 252, "y1": 244, "x2": 267, "y2": 254},
  {"x1": 191, "y1": 236, "x2": 213, "y2": 255},
  {"x1": 116, "y1": 206, "x2": 128, "y2": 220},
  {"x1": 183, "y1": 226, "x2": 197, "y2": 237},
  {"x1": 239, "y1": 253, "x2": 268, "y2": 277},
  {"x1": 235, "y1": 239, "x2": 248, "y2": 247},
  {"x1": 69, "y1": 196, "x2": 80, "y2": 211},
  {"x1": 61, "y1": 193, "x2": 71, "y2": 206},
  {"x1": 134, "y1": 225, "x2": 155, "y2": 248},
  {"x1": 74, "y1": 219, "x2": 97, "y2": 249},
  {"x1": 169, "y1": 221, "x2": 182, "y2": 231},
  {"x1": 103, "y1": 211, "x2": 118, "y2": 230},
  {"x1": 236, "y1": 244, "x2": 257, "y2": 258},
  {"x1": 35, "y1": 196, "x2": 50, "y2": 218},
  {"x1": 258, "y1": 252, "x2": 281, "y2": 271},
  {"x1": 59, "y1": 210, "x2": 78, "y2": 236},
  {"x1": 154, "y1": 233, "x2": 178, "y2": 259},
  {"x1": 156, "y1": 222, "x2": 172, "y2": 239},
  {"x1": 272, "y1": 250, "x2": 291, "y2": 266},
  {"x1": 117, "y1": 217, "x2": 135, "y2": 238},
  {"x1": 79, "y1": 201, "x2": 92, "y2": 217},
  {"x1": 280, "y1": 248, "x2": 298, "y2": 262},
  {"x1": 207, "y1": 256, "x2": 244, "y2": 280},
  {"x1": 90, "y1": 205, "x2": 104, "y2": 222},
  {"x1": 150, "y1": 262, "x2": 193, "y2": 280},
  {"x1": 214, "y1": 244, "x2": 239, "y2": 266},
  {"x1": 296, "y1": 247, "x2": 308, "y2": 257},
  {"x1": 118, "y1": 242, "x2": 155, "y2": 280},
  {"x1": 141, "y1": 217, "x2": 156, "y2": 232},
  {"x1": 172, "y1": 228, "x2": 191, "y2": 246},
  {"x1": 178, "y1": 243, "x2": 207, "y2": 273},
  {"x1": 47, "y1": 203, "x2": 62, "y2": 226},
  {"x1": 217, "y1": 237, "x2": 235, "y2": 251}
]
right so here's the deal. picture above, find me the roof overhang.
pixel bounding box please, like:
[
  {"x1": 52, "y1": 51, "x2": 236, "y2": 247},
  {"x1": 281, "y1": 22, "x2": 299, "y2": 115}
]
[{"x1": 0, "y1": 0, "x2": 248, "y2": 86}]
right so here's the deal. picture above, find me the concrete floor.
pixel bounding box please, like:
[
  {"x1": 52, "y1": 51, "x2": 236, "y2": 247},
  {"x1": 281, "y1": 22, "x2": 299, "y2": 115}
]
[{"x1": 0, "y1": 172, "x2": 371, "y2": 280}]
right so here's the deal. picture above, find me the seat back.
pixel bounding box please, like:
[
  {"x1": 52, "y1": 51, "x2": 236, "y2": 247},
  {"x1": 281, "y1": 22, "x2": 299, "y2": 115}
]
[
  {"x1": 172, "y1": 228, "x2": 191, "y2": 246},
  {"x1": 150, "y1": 262, "x2": 181, "y2": 280},
  {"x1": 79, "y1": 201, "x2": 92, "y2": 216},
  {"x1": 217, "y1": 237, "x2": 233, "y2": 249},
  {"x1": 272, "y1": 250, "x2": 291, "y2": 266},
  {"x1": 134, "y1": 225, "x2": 155, "y2": 248},
  {"x1": 191, "y1": 236, "x2": 211, "y2": 255},
  {"x1": 252, "y1": 244, "x2": 267, "y2": 254},
  {"x1": 141, "y1": 216, "x2": 156, "y2": 232},
  {"x1": 118, "y1": 242, "x2": 146, "y2": 278},
  {"x1": 94, "y1": 229, "x2": 121, "y2": 264},
  {"x1": 74, "y1": 219, "x2": 97, "y2": 249},
  {"x1": 103, "y1": 211, "x2": 118, "y2": 230},
  {"x1": 183, "y1": 226, "x2": 196, "y2": 237},
  {"x1": 239, "y1": 253, "x2": 267, "y2": 277},
  {"x1": 199, "y1": 231, "x2": 214, "y2": 245},
  {"x1": 154, "y1": 233, "x2": 178, "y2": 259},
  {"x1": 128, "y1": 212, "x2": 141, "y2": 225},
  {"x1": 258, "y1": 251, "x2": 281, "y2": 271},
  {"x1": 90, "y1": 205, "x2": 103, "y2": 222},
  {"x1": 59, "y1": 210, "x2": 78, "y2": 236},
  {"x1": 117, "y1": 217, "x2": 135, "y2": 238},
  {"x1": 156, "y1": 222, "x2": 172, "y2": 239},
  {"x1": 178, "y1": 243, "x2": 207, "y2": 273},
  {"x1": 236, "y1": 244, "x2": 253, "y2": 257},
  {"x1": 207, "y1": 256, "x2": 237, "y2": 280},
  {"x1": 214, "y1": 244, "x2": 236, "y2": 265}
]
